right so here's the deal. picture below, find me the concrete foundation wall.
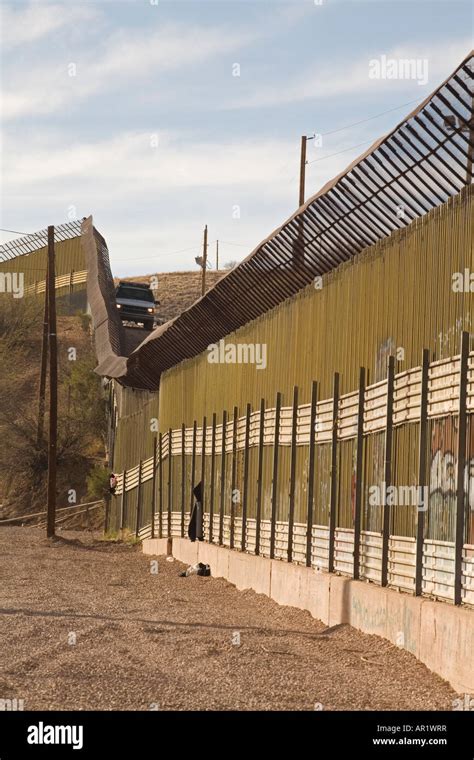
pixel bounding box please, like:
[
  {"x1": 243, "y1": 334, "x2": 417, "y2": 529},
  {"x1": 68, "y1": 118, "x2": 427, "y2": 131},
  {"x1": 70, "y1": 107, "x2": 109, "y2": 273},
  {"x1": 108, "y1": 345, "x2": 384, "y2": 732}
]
[{"x1": 142, "y1": 537, "x2": 473, "y2": 693}]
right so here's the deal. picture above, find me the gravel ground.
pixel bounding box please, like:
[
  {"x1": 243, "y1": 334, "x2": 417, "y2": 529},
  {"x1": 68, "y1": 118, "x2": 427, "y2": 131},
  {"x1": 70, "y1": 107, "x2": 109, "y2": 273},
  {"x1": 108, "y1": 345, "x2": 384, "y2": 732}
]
[{"x1": 0, "y1": 526, "x2": 457, "y2": 711}]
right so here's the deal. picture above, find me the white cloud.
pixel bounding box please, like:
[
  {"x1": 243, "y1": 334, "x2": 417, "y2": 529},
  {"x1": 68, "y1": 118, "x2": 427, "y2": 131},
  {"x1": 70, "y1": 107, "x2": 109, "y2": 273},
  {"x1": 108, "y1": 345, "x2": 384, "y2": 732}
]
[
  {"x1": 0, "y1": 1, "x2": 99, "y2": 49},
  {"x1": 225, "y1": 39, "x2": 473, "y2": 110},
  {"x1": 0, "y1": 21, "x2": 259, "y2": 121}
]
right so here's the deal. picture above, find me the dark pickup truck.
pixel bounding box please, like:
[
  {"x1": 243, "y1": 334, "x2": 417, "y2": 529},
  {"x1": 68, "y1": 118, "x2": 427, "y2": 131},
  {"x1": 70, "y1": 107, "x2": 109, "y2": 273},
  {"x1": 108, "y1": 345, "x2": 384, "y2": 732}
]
[{"x1": 115, "y1": 281, "x2": 159, "y2": 331}]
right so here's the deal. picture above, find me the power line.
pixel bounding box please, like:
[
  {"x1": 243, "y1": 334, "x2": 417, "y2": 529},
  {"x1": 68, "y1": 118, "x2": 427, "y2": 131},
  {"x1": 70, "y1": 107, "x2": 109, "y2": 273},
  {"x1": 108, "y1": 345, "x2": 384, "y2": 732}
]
[
  {"x1": 0, "y1": 227, "x2": 31, "y2": 235},
  {"x1": 306, "y1": 137, "x2": 377, "y2": 166},
  {"x1": 112, "y1": 244, "x2": 199, "y2": 262},
  {"x1": 316, "y1": 97, "x2": 421, "y2": 138}
]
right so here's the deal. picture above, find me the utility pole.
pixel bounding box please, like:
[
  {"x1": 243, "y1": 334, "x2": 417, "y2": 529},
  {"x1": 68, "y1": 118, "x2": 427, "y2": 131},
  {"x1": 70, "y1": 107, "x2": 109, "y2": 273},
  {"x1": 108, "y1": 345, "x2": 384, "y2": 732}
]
[
  {"x1": 299, "y1": 135, "x2": 307, "y2": 207},
  {"x1": 37, "y1": 276, "x2": 49, "y2": 445},
  {"x1": 46, "y1": 225, "x2": 58, "y2": 539},
  {"x1": 201, "y1": 224, "x2": 208, "y2": 296},
  {"x1": 216, "y1": 239, "x2": 219, "y2": 271}
]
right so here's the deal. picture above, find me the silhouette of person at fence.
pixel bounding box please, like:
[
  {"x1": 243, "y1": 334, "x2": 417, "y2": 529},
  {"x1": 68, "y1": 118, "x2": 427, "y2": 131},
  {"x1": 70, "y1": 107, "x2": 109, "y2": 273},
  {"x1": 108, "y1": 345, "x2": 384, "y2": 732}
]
[{"x1": 188, "y1": 482, "x2": 204, "y2": 542}]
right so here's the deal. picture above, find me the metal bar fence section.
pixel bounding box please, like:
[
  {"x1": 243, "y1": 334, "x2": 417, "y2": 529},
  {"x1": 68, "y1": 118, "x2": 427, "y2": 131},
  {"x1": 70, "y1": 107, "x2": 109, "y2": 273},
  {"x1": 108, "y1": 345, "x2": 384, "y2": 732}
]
[{"x1": 112, "y1": 343, "x2": 474, "y2": 607}]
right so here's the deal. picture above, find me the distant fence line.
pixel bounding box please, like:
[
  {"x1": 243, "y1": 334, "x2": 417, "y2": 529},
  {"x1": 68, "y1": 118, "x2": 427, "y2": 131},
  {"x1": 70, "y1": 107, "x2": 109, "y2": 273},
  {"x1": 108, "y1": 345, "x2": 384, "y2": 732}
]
[
  {"x1": 23, "y1": 270, "x2": 88, "y2": 296},
  {"x1": 110, "y1": 334, "x2": 474, "y2": 608}
]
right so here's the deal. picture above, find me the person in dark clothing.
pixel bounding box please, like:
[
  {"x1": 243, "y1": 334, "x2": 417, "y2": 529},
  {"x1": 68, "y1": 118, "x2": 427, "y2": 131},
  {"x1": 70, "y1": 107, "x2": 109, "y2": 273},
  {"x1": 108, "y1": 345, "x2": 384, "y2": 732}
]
[{"x1": 188, "y1": 481, "x2": 204, "y2": 542}]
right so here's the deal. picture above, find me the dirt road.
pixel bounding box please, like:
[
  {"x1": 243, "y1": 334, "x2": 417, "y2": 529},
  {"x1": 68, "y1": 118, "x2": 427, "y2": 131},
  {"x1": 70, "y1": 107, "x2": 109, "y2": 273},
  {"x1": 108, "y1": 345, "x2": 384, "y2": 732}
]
[{"x1": 0, "y1": 527, "x2": 457, "y2": 711}]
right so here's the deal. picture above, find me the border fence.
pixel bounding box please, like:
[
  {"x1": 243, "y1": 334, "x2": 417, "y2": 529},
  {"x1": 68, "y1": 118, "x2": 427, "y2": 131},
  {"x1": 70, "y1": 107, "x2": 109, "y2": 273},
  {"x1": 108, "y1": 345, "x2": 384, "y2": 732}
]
[{"x1": 111, "y1": 333, "x2": 474, "y2": 607}]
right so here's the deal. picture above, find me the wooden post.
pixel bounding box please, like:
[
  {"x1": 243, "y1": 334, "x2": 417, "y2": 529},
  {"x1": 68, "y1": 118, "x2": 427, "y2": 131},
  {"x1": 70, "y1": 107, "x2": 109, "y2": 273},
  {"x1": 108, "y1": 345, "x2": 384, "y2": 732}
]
[
  {"x1": 415, "y1": 350, "x2": 430, "y2": 595},
  {"x1": 241, "y1": 403, "x2": 251, "y2": 552},
  {"x1": 299, "y1": 136, "x2": 307, "y2": 207},
  {"x1": 158, "y1": 432, "x2": 163, "y2": 539},
  {"x1": 135, "y1": 460, "x2": 142, "y2": 538},
  {"x1": 219, "y1": 410, "x2": 227, "y2": 545},
  {"x1": 255, "y1": 398, "x2": 265, "y2": 556},
  {"x1": 190, "y1": 421, "x2": 197, "y2": 522},
  {"x1": 168, "y1": 428, "x2": 173, "y2": 537},
  {"x1": 209, "y1": 413, "x2": 217, "y2": 543},
  {"x1": 306, "y1": 381, "x2": 318, "y2": 567},
  {"x1": 120, "y1": 470, "x2": 127, "y2": 531},
  {"x1": 381, "y1": 356, "x2": 395, "y2": 587},
  {"x1": 200, "y1": 417, "x2": 206, "y2": 539},
  {"x1": 151, "y1": 436, "x2": 157, "y2": 539},
  {"x1": 37, "y1": 273, "x2": 49, "y2": 445},
  {"x1": 270, "y1": 392, "x2": 282, "y2": 560},
  {"x1": 353, "y1": 368, "x2": 366, "y2": 581},
  {"x1": 201, "y1": 225, "x2": 208, "y2": 296},
  {"x1": 454, "y1": 332, "x2": 470, "y2": 605},
  {"x1": 46, "y1": 226, "x2": 58, "y2": 539},
  {"x1": 328, "y1": 373, "x2": 340, "y2": 573},
  {"x1": 288, "y1": 386, "x2": 298, "y2": 563},
  {"x1": 230, "y1": 406, "x2": 238, "y2": 550}
]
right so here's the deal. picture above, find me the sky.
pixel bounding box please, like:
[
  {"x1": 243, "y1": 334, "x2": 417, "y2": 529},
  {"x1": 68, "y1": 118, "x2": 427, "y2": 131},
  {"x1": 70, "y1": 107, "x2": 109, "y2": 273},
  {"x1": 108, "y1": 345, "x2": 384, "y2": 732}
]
[{"x1": 0, "y1": 0, "x2": 472, "y2": 276}]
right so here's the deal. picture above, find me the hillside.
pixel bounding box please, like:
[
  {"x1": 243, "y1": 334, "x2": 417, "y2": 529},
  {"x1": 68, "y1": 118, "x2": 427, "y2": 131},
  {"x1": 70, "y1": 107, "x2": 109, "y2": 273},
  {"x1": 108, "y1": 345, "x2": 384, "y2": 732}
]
[{"x1": 115, "y1": 270, "x2": 226, "y2": 323}]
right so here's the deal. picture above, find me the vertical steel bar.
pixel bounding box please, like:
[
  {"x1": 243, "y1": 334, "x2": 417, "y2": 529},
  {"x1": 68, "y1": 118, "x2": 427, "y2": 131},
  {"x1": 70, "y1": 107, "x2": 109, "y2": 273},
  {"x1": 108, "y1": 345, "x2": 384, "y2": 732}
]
[
  {"x1": 328, "y1": 373, "x2": 340, "y2": 574},
  {"x1": 181, "y1": 424, "x2": 185, "y2": 538},
  {"x1": 230, "y1": 406, "x2": 238, "y2": 550},
  {"x1": 288, "y1": 386, "x2": 299, "y2": 563},
  {"x1": 306, "y1": 381, "x2": 318, "y2": 567},
  {"x1": 219, "y1": 411, "x2": 227, "y2": 545},
  {"x1": 381, "y1": 356, "x2": 395, "y2": 587},
  {"x1": 241, "y1": 403, "x2": 251, "y2": 552},
  {"x1": 255, "y1": 398, "x2": 265, "y2": 556},
  {"x1": 270, "y1": 392, "x2": 282, "y2": 560},
  {"x1": 158, "y1": 432, "x2": 163, "y2": 539},
  {"x1": 201, "y1": 417, "x2": 207, "y2": 539},
  {"x1": 415, "y1": 349, "x2": 430, "y2": 596},
  {"x1": 353, "y1": 367, "x2": 366, "y2": 580},
  {"x1": 209, "y1": 413, "x2": 217, "y2": 544},
  {"x1": 455, "y1": 331, "x2": 469, "y2": 605},
  {"x1": 168, "y1": 428, "x2": 172, "y2": 538}
]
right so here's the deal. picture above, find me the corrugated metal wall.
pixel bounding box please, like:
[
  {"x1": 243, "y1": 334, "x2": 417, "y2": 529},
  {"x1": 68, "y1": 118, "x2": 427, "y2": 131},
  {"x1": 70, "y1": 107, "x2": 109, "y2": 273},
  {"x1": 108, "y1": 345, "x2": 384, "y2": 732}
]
[
  {"x1": 158, "y1": 186, "x2": 473, "y2": 430},
  {"x1": 0, "y1": 236, "x2": 86, "y2": 293}
]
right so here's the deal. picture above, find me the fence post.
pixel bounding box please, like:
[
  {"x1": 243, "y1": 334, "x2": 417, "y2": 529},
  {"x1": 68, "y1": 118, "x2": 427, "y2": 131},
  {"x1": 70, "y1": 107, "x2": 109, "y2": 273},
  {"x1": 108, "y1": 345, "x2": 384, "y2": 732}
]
[
  {"x1": 270, "y1": 392, "x2": 282, "y2": 560},
  {"x1": 151, "y1": 436, "x2": 157, "y2": 539},
  {"x1": 353, "y1": 367, "x2": 365, "y2": 580},
  {"x1": 168, "y1": 428, "x2": 173, "y2": 538},
  {"x1": 230, "y1": 406, "x2": 238, "y2": 550},
  {"x1": 288, "y1": 385, "x2": 298, "y2": 563},
  {"x1": 415, "y1": 349, "x2": 430, "y2": 596},
  {"x1": 120, "y1": 470, "x2": 126, "y2": 531},
  {"x1": 219, "y1": 410, "x2": 227, "y2": 545},
  {"x1": 181, "y1": 424, "x2": 185, "y2": 538},
  {"x1": 135, "y1": 459, "x2": 142, "y2": 538},
  {"x1": 306, "y1": 381, "x2": 318, "y2": 567},
  {"x1": 255, "y1": 398, "x2": 265, "y2": 556},
  {"x1": 201, "y1": 417, "x2": 207, "y2": 539},
  {"x1": 209, "y1": 413, "x2": 217, "y2": 544},
  {"x1": 328, "y1": 373, "x2": 340, "y2": 574},
  {"x1": 158, "y1": 432, "x2": 163, "y2": 539},
  {"x1": 190, "y1": 421, "x2": 197, "y2": 526},
  {"x1": 455, "y1": 331, "x2": 470, "y2": 605},
  {"x1": 241, "y1": 403, "x2": 251, "y2": 552},
  {"x1": 381, "y1": 355, "x2": 395, "y2": 587}
]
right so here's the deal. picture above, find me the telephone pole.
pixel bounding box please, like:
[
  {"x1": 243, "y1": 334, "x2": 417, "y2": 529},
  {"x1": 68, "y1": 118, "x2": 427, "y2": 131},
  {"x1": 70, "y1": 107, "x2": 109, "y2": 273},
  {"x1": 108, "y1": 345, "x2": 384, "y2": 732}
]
[
  {"x1": 201, "y1": 224, "x2": 208, "y2": 296},
  {"x1": 37, "y1": 276, "x2": 49, "y2": 445},
  {"x1": 46, "y1": 225, "x2": 58, "y2": 538},
  {"x1": 216, "y1": 239, "x2": 219, "y2": 271},
  {"x1": 299, "y1": 135, "x2": 307, "y2": 207}
]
